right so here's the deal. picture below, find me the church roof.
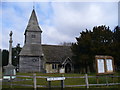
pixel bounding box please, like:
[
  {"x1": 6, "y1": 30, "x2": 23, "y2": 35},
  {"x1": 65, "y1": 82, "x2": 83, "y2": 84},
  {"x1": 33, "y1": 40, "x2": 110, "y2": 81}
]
[
  {"x1": 19, "y1": 44, "x2": 43, "y2": 56},
  {"x1": 20, "y1": 44, "x2": 73, "y2": 63},
  {"x1": 42, "y1": 44, "x2": 73, "y2": 63},
  {"x1": 25, "y1": 9, "x2": 42, "y2": 33}
]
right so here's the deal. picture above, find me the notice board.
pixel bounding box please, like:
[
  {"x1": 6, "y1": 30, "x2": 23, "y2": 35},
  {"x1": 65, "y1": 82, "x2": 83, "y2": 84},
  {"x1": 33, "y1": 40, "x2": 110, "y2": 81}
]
[{"x1": 95, "y1": 56, "x2": 115, "y2": 75}]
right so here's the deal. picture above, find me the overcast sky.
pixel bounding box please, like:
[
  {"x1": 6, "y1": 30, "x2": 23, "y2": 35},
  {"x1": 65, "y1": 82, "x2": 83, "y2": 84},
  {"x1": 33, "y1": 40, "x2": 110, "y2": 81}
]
[{"x1": 1, "y1": 1, "x2": 119, "y2": 49}]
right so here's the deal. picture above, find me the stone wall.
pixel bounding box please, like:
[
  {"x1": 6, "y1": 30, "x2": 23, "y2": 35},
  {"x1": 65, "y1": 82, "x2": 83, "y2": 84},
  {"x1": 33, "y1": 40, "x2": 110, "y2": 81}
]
[{"x1": 45, "y1": 63, "x2": 59, "y2": 73}]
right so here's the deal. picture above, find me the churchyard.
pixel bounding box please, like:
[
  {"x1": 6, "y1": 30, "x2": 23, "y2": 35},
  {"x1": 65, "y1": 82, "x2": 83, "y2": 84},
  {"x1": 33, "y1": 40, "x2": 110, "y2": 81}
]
[{"x1": 2, "y1": 72, "x2": 120, "y2": 89}]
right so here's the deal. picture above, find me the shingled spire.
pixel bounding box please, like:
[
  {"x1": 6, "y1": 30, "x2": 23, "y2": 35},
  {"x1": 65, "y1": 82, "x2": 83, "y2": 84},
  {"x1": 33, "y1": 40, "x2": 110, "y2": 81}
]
[
  {"x1": 24, "y1": 9, "x2": 42, "y2": 44},
  {"x1": 25, "y1": 9, "x2": 42, "y2": 33}
]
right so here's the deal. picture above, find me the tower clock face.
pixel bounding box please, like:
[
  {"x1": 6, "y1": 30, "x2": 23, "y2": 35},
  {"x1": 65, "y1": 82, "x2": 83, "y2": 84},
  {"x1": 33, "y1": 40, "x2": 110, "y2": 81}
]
[{"x1": 32, "y1": 59, "x2": 38, "y2": 62}]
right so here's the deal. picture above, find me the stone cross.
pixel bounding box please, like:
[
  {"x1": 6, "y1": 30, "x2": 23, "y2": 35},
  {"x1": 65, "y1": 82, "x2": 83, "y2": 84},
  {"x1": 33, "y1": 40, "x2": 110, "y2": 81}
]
[{"x1": 9, "y1": 31, "x2": 13, "y2": 65}]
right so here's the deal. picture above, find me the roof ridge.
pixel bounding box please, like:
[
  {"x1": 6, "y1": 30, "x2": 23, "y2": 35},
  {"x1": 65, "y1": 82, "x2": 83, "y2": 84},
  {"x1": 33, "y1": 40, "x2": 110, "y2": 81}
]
[{"x1": 42, "y1": 44, "x2": 70, "y2": 47}]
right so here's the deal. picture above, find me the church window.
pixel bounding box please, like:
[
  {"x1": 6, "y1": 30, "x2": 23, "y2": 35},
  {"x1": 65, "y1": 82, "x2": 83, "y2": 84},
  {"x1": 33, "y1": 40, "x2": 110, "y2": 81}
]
[
  {"x1": 31, "y1": 35, "x2": 36, "y2": 38},
  {"x1": 52, "y1": 64, "x2": 57, "y2": 69}
]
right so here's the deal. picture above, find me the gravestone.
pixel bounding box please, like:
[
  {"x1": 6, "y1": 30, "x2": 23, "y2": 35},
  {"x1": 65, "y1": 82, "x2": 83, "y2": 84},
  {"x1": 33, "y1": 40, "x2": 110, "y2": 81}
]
[{"x1": 3, "y1": 31, "x2": 16, "y2": 80}]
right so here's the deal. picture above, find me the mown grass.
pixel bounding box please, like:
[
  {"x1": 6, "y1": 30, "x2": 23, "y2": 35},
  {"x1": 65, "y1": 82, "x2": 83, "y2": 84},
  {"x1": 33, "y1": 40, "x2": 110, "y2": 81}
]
[{"x1": 2, "y1": 72, "x2": 120, "y2": 89}]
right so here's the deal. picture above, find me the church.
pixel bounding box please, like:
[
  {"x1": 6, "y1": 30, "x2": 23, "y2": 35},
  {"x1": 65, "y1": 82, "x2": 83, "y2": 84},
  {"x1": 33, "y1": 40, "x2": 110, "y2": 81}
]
[{"x1": 19, "y1": 9, "x2": 73, "y2": 73}]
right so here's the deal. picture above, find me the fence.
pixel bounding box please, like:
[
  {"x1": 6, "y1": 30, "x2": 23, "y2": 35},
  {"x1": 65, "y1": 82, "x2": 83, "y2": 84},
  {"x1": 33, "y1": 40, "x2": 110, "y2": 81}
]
[{"x1": 2, "y1": 74, "x2": 120, "y2": 89}]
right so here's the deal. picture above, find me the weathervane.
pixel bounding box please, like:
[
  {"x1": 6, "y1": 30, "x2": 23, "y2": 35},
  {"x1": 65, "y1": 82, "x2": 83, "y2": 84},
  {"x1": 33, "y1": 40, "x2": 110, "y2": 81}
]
[
  {"x1": 33, "y1": 1, "x2": 35, "y2": 9},
  {"x1": 9, "y1": 31, "x2": 13, "y2": 37}
]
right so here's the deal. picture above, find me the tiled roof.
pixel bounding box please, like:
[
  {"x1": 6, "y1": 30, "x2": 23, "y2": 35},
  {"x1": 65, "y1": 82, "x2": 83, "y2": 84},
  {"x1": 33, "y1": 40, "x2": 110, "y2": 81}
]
[{"x1": 42, "y1": 44, "x2": 73, "y2": 63}]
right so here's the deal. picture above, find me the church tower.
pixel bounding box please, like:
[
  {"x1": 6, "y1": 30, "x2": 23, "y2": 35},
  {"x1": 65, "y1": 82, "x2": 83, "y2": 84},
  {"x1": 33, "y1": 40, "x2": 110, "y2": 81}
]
[{"x1": 19, "y1": 9, "x2": 45, "y2": 72}]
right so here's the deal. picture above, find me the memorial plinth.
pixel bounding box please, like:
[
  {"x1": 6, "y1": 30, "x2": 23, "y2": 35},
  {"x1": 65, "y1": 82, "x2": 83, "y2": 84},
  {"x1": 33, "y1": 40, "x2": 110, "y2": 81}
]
[{"x1": 3, "y1": 64, "x2": 16, "y2": 80}]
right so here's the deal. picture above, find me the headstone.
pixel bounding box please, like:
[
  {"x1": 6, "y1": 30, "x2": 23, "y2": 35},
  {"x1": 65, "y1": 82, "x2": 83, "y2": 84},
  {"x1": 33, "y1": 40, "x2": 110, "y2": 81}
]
[{"x1": 3, "y1": 31, "x2": 16, "y2": 80}]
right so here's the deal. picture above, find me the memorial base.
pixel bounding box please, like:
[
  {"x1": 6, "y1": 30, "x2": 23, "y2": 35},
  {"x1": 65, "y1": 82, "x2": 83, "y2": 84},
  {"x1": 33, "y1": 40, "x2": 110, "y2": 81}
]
[{"x1": 3, "y1": 64, "x2": 16, "y2": 80}]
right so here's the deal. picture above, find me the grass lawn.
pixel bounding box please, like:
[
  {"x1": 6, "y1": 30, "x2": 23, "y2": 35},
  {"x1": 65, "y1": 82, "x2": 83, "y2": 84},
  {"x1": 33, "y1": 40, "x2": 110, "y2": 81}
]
[{"x1": 2, "y1": 72, "x2": 120, "y2": 89}]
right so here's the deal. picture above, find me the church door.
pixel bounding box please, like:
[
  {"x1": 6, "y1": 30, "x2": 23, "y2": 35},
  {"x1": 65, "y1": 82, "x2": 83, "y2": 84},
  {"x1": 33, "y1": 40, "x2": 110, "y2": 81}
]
[{"x1": 65, "y1": 63, "x2": 71, "y2": 73}]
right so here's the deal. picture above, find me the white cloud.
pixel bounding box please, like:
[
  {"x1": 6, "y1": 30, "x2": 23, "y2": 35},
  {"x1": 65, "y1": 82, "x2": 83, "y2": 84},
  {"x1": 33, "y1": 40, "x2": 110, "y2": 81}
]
[
  {"x1": 43, "y1": 2, "x2": 118, "y2": 44},
  {"x1": 1, "y1": 2, "x2": 118, "y2": 49},
  {"x1": 42, "y1": 25, "x2": 74, "y2": 44},
  {"x1": 1, "y1": 2, "x2": 42, "y2": 49}
]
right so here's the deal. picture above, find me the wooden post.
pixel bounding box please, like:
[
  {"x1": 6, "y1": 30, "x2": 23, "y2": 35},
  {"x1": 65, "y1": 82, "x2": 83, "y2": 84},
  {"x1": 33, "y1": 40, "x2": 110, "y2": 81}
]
[
  {"x1": 106, "y1": 76, "x2": 108, "y2": 86},
  {"x1": 61, "y1": 74, "x2": 65, "y2": 89},
  {"x1": 10, "y1": 74, "x2": 12, "y2": 88},
  {"x1": 96, "y1": 76, "x2": 99, "y2": 84},
  {"x1": 112, "y1": 75, "x2": 114, "y2": 83},
  {"x1": 61, "y1": 80, "x2": 64, "y2": 89},
  {"x1": 33, "y1": 73, "x2": 37, "y2": 90},
  {"x1": 48, "y1": 81, "x2": 51, "y2": 90},
  {"x1": 85, "y1": 74, "x2": 89, "y2": 88}
]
